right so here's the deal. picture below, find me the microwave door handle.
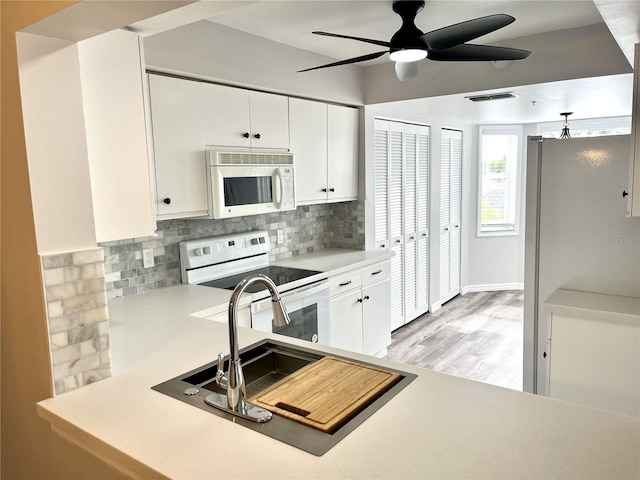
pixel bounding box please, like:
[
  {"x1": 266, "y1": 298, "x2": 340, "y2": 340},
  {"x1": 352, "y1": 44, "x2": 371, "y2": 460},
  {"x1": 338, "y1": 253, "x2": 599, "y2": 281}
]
[{"x1": 273, "y1": 168, "x2": 283, "y2": 209}]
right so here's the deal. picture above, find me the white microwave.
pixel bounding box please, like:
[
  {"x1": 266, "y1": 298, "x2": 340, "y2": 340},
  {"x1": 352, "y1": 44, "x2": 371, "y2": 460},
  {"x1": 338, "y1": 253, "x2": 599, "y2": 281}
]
[{"x1": 207, "y1": 150, "x2": 296, "y2": 219}]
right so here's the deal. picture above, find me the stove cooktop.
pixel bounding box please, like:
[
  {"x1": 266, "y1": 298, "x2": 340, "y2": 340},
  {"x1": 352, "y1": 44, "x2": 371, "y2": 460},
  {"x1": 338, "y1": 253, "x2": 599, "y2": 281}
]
[{"x1": 199, "y1": 266, "x2": 323, "y2": 293}]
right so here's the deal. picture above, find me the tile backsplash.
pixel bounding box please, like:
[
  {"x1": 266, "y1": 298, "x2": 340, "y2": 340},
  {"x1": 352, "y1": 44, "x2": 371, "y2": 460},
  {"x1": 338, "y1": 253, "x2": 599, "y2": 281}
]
[
  {"x1": 41, "y1": 248, "x2": 112, "y2": 395},
  {"x1": 100, "y1": 201, "x2": 364, "y2": 299}
]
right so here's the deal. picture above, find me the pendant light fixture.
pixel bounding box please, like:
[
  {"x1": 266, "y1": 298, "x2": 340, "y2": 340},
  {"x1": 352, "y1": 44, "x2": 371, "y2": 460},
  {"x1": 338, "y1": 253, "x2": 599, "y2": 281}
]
[{"x1": 559, "y1": 112, "x2": 573, "y2": 139}]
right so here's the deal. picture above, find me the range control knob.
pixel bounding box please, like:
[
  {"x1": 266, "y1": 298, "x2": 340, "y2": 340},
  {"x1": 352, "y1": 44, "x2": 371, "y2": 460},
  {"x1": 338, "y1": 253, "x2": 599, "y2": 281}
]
[
  {"x1": 258, "y1": 236, "x2": 266, "y2": 244},
  {"x1": 194, "y1": 247, "x2": 204, "y2": 256},
  {"x1": 203, "y1": 246, "x2": 212, "y2": 254},
  {"x1": 251, "y1": 238, "x2": 259, "y2": 245}
]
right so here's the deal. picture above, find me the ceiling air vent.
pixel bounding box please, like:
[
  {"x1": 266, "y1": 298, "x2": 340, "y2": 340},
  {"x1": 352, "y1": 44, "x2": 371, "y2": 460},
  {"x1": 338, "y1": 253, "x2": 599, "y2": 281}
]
[{"x1": 465, "y1": 92, "x2": 518, "y2": 102}]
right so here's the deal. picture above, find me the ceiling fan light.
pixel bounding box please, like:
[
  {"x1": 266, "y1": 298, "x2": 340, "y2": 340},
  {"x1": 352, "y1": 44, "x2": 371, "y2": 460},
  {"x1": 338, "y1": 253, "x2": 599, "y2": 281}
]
[{"x1": 389, "y1": 49, "x2": 427, "y2": 62}]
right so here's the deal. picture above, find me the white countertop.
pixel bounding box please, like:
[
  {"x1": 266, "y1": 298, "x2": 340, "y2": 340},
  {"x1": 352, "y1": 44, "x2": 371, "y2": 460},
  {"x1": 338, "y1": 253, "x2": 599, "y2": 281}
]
[
  {"x1": 36, "y1": 282, "x2": 640, "y2": 479},
  {"x1": 273, "y1": 248, "x2": 393, "y2": 276},
  {"x1": 544, "y1": 289, "x2": 640, "y2": 325}
]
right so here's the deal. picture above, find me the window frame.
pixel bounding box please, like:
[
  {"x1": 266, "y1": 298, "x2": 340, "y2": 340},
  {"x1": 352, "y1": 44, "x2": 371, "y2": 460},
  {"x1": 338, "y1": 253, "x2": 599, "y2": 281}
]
[{"x1": 477, "y1": 125, "x2": 523, "y2": 237}]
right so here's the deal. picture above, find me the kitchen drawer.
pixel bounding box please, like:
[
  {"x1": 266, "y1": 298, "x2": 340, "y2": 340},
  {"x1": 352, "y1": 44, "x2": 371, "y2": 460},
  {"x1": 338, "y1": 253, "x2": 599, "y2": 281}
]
[
  {"x1": 329, "y1": 271, "x2": 362, "y2": 296},
  {"x1": 361, "y1": 261, "x2": 390, "y2": 286}
]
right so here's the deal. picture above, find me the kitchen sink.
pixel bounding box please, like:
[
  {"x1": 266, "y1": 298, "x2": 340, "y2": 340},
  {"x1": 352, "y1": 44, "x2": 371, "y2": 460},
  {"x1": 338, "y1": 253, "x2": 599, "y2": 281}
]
[{"x1": 152, "y1": 339, "x2": 416, "y2": 456}]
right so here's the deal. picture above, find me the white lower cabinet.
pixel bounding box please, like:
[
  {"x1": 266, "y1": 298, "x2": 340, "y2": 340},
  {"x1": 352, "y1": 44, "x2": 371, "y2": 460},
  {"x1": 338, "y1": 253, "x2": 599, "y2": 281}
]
[
  {"x1": 329, "y1": 260, "x2": 391, "y2": 357},
  {"x1": 544, "y1": 290, "x2": 640, "y2": 417}
]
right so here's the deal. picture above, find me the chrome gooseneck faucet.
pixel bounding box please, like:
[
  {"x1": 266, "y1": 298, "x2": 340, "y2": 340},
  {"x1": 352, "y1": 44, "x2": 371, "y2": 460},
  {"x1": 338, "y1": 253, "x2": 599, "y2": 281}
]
[{"x1": 204, "y1": 274, "x2": 290, "y2": 423}]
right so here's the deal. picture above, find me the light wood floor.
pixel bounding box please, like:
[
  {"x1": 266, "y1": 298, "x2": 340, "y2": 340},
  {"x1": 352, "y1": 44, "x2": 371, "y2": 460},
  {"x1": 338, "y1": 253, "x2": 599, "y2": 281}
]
[{"x1": 385, "y1": 290, "x2": 524, "y2": 391}]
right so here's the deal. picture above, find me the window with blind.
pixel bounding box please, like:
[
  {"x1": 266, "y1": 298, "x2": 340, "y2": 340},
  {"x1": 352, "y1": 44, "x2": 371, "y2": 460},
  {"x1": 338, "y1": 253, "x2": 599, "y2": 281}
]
[{"x1": 478, "y1": 125, "x2": 522, "y2": 236}]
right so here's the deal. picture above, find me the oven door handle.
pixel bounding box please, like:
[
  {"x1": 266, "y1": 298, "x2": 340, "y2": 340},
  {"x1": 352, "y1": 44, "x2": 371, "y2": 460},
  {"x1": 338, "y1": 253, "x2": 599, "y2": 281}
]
[{"x1": 251, "y1": 280, "x2": 328, "y2": 314}]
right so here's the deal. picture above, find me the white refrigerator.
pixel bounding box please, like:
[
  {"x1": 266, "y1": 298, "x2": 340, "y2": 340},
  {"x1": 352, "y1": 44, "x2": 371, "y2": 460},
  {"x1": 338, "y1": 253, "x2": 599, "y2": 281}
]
[{"x1": 524, "y1": 135, "x2": 640, "y2": 394}]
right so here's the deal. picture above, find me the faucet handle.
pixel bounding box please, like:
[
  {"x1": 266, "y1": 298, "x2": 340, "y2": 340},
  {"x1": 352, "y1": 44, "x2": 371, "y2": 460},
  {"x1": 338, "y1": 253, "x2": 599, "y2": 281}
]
[{"x1": 215, "y1": 352, "x2": 228, "y2": 390}]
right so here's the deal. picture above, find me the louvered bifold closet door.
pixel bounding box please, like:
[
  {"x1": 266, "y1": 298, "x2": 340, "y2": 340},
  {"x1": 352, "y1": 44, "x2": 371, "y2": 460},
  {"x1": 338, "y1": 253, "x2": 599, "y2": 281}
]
[
  {"x1": 440, "y1": 129, "x2": 462, "y2": 304},
  {"x1": 389, "y1": 122, "x2": 405, "y2": 330},
  {"x1": 403, "y1": 124, "x2": 418, "y2": 321},
  {"x1": 449, "y1": 131, "x2": 462, "y2": 298},
  {"x1": 373, "y1": 119, "x2": 390, "y2": 250},
  {"x1": 415, "y1": 125, "x2": 430, "y2": 317},
  {"x1": 373, "y1": 119, "x2": 430, "y2": 331}
]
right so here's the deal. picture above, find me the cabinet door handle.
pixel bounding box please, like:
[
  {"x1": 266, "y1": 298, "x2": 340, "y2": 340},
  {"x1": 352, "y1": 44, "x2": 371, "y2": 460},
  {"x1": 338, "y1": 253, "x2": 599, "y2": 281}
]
[
  {"x1": 623, "y1": 190, "x2": 629, "y2": 198},
  {"x1": 364, "y1": 295, "x2": 370, "y2": 301},
  {"x1": 163, "y1": 198, "x2": 171, "y2": 205},
  {"x1": 254, "y1": 133, "x2": 261, "y2": 139},
  {"x1": 339, "y1": 280, "x2": 352, "y2": 287},
  {"x1": 357, "y1": 298, "x2": 363, "y2": 303},
  {"x1": 329, "y1": 188, "x2": 335, "y2": 192},
  {"x1": 444, "y1": 227, "x2": 449, "y2": 231},
  {"x1": 371, "y1": 270, "x2": 382, "y2": 275},
  {"x1": 395, "y1": 239, "x2": 401, "y2": 244},
  {"x1": 409, "y1": 236, "x2": 415, "y2": 240},
  {"x1": 322, "y1": 188, "x2": 328, "y2": 192},
  {"x1": 242, "y1": 132, "x2": 250, "y2": 138}
]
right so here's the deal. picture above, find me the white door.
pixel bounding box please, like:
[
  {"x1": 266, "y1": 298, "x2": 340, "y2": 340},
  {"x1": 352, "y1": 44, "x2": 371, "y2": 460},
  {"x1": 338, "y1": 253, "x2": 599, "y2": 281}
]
[
  {"x1": 440, "y1": 128, "x2": 462, "y2": 304},
  {"x1": 201, "y1": 83, "x2": 251, "y2": 148},
  {"x1": 290, "y1": 98, "x2": 328, "y2": 204},
  {"x1": 327, "y1": 105, "x2": 359, "y2": 202},
  {"x1": 148, "y1": 74, "x2": 208, "y2": 219},
  {"x1": 374, "y1": 119, "x2": 430, "y2": 331},
  {"x1": 249, "y1": 91, "x2": 289, "y2": 149}
]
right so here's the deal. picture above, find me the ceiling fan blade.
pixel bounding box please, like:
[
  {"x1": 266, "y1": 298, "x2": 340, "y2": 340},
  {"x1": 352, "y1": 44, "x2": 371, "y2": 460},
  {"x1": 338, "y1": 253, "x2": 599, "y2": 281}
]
[
  {"x1": 421, "y1": 14, "x2": 515, "y2": 51},
  {"x1": 428, "y1": 44, "x2": 531, "y2": 61},
  {"x1": 298, "y1": 51, "x2": 388, "y2": 73},
  {"x1": 395, "y1": 61, "x2": 419, "y2": 81},
  {"x1": 312, "y1": 31, "x2": 391, "y2": 48}
]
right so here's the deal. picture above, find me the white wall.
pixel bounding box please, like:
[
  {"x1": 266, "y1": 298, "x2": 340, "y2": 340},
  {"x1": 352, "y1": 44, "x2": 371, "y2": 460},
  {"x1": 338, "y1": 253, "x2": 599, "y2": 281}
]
[
  {"x1": 463, "y1": 123, "x2": 536, "y2": 292},
  {"x1": 143, "y1": 20, "x2": 364, "y2": 106},
  {"x1": 17, "y1": 33, "x2": 98, "y2": 255}
]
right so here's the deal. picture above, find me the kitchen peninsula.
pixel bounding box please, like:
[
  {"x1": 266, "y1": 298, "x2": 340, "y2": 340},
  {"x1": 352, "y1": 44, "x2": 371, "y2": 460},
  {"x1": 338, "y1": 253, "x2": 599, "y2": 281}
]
[{"x1": 37, "y1": 284, "x2": 639, "y2": 479}]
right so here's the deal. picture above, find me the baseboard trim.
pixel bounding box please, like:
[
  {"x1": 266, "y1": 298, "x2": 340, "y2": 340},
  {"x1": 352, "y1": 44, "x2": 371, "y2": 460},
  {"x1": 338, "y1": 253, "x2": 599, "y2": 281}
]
[
  {"x1": 430, "y1": 302, "x2": 442, "y2": 313},
  {"x1": 461, "y1": 283, "x2": 524, "y2": 295}
]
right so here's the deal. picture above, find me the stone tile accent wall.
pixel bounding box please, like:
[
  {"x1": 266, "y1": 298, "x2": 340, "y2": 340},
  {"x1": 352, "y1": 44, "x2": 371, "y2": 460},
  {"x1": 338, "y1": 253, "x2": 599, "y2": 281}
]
[
  {"x1": 41, "y1": 248, "x2": 111, "y2": 395},
  {"x1": 101, "y1": 201, "x2": 364, "y2": 298}
]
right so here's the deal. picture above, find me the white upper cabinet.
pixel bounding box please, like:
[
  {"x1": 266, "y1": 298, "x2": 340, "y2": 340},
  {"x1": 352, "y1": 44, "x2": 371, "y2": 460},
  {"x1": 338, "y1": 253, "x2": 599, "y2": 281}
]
[
  {"x1": 249, "y1": 91, "x2": 290, "y2": 149},
  {"x1": 148, "y1": 74, "x2": 209, "y2": 219},
  {"x1": 327, "y1": 105, "x2": 359, "y2": 202},
  {"x1": 290, "y1": 98, "x2": 328, "y2": 204},
  {"x1": 77, "y1": 29, "x2": 156, "y2": 242},
  {"x1": 201, "y1": 83, "x2": 251, "y2": 148},
  {"x1": 202, "y1": 84, "x2": 289, "y2": 150},
  {"x1": 291, "y1": 99, "x2": 359, "y2": 205}
]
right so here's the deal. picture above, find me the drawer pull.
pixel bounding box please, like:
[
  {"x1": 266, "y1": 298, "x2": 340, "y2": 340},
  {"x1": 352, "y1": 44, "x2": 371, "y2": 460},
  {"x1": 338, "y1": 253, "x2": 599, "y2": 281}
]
[
  {"x1": 371, "y1": 270, "x2": 383, "y2": 275},
  {"x1": 339, "y1": 280, "x2": 352, "y2": 287}
]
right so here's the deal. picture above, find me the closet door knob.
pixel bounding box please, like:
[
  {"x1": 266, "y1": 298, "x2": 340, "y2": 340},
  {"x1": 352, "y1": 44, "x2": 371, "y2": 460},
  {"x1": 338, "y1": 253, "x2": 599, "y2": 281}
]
[
  {"x1": 163, "y1": 198, "x2": 171, "y2": 205},
  {"x1": 243, "y1": 132, "x2": 250, "y2": 138},
  {"x1": 254, "y1": 133, "x2": 261, "y2": 139},
  {"x1": 623, "y1": 190, "x2": 629, "y2": 198}
]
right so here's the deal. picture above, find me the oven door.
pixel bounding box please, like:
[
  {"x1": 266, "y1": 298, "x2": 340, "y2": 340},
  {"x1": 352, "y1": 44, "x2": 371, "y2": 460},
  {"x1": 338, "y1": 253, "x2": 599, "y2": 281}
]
[{"x1": 250, "y1": 280, "x2": 330, "y2": 345}]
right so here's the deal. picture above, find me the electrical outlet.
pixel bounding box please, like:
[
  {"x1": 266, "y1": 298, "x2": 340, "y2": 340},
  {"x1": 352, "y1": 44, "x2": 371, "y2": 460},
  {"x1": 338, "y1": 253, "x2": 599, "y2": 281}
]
[
  {"x1": 143, "y1": 248, "x2": 155, "y2": 269},
  {"x1": 276, "y1": 229, "x2": 284, "y2": 245}
]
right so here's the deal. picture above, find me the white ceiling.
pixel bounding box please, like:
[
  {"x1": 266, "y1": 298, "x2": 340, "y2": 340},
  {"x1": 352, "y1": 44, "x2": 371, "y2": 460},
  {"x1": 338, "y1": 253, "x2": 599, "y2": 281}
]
[
  {"x1": 203, "y1": 0, "x2": 633, "y2": 123},
  {"x1": 208, "y1": 1, "x2": 605, "y2": 67}
]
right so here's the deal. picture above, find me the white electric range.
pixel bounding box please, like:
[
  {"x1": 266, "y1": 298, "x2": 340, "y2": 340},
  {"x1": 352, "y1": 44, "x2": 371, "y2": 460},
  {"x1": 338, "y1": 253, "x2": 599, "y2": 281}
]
[{"x1": 179, "y1": 230, "x2": 329, "y2": 344}]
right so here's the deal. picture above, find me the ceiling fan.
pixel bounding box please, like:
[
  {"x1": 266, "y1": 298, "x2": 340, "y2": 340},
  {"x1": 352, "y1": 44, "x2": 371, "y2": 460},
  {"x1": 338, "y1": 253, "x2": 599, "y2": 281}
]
[{"x1": 298, "y1": 0, "x2": 531, "y2": 80}]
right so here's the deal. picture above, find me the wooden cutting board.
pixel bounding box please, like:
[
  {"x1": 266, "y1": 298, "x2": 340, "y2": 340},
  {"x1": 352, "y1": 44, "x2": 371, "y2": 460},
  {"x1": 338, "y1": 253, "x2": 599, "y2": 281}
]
[{"x1": 249, "y1": 356, "x2": 401, "y2": 433}]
